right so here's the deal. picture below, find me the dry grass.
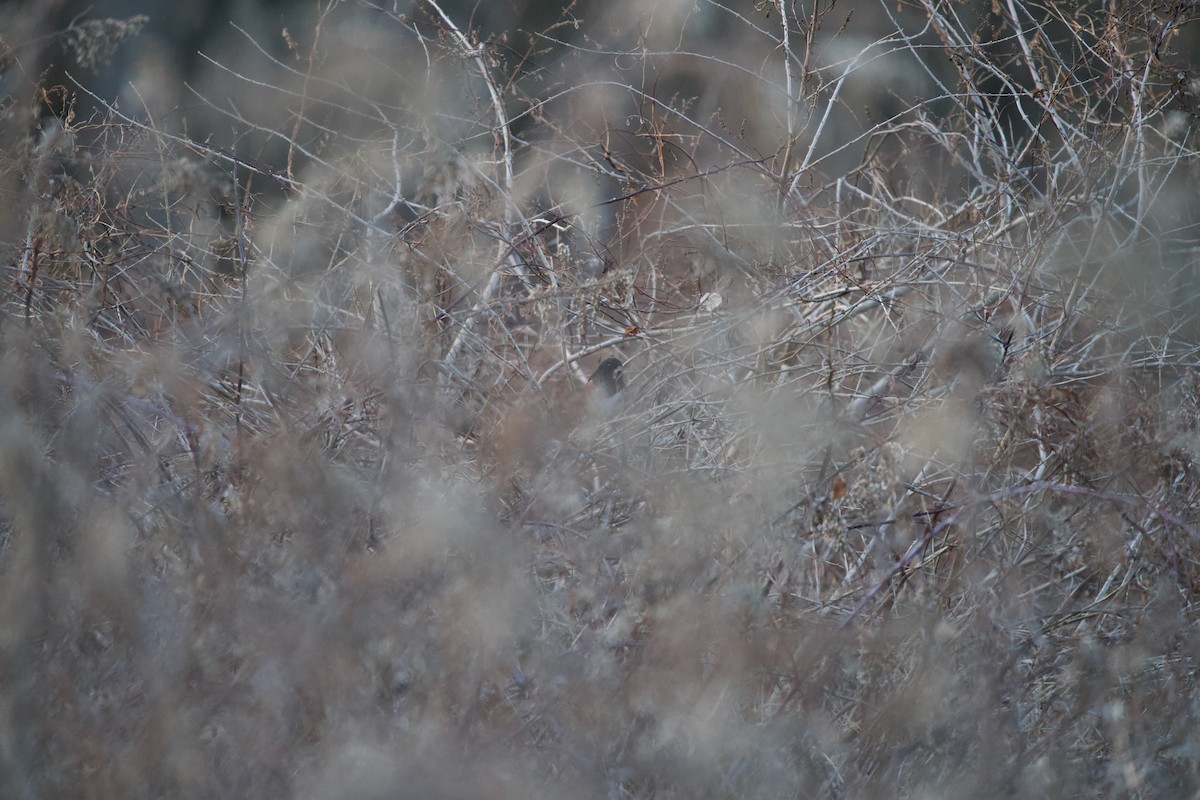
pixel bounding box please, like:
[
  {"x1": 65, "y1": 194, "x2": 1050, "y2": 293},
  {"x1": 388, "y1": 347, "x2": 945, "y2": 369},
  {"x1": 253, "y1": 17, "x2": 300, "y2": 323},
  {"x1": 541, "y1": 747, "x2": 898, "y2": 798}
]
[{"x1": 2, "y1": 1, "x2": 1200, "y2": 797}]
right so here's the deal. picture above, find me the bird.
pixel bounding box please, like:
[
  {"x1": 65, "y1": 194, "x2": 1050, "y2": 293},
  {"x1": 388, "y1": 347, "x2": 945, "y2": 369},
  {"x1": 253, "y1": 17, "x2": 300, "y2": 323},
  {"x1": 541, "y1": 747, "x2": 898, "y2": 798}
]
[{"x1": 585, "y1": 357, "x2": 625, "y2": 419}]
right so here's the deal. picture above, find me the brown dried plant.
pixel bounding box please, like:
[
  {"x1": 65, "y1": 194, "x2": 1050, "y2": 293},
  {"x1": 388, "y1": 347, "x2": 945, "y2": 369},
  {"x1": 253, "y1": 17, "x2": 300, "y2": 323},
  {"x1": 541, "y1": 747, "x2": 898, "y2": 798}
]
[{"x1": 1, "y1": 1, "x2": 1199, "y2": 797}]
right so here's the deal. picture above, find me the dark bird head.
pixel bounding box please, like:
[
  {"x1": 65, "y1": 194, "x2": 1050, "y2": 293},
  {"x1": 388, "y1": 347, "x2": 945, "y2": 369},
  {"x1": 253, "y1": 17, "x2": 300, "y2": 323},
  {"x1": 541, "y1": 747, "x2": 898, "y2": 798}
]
[{"x1": 587, "y1": 357, "x2": 625, "y2": 398}]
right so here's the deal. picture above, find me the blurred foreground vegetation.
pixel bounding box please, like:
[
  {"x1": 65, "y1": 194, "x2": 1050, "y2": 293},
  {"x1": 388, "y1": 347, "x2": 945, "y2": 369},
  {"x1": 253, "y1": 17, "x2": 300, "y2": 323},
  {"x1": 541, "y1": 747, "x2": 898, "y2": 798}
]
[{"x1": 2, "y1": 1, "x2": 1200, "y2": 797}]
